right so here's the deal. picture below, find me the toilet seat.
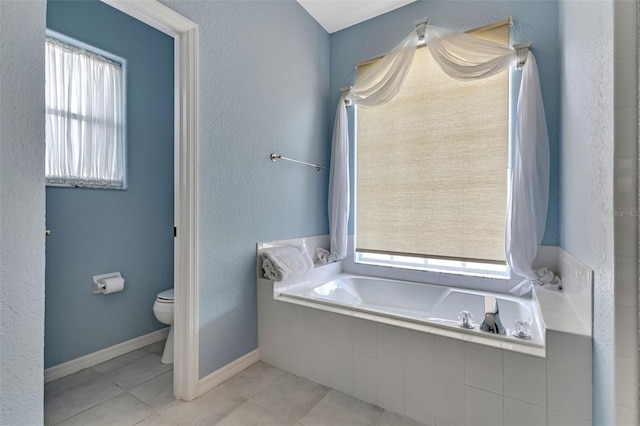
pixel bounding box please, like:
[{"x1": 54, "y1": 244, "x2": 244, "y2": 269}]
[{"x1": 156, "y1": 288, "x2": 174, "y2": 303}]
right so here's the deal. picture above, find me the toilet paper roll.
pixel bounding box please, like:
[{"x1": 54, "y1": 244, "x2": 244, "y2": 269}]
[{"x1": 100, "y1": 276, "x2": 125, "y2": 294}]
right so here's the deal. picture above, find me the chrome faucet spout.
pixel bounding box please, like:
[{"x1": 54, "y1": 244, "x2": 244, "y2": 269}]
[{"x1": 480, "y1": 295, "x2": 505, "y2": 334}]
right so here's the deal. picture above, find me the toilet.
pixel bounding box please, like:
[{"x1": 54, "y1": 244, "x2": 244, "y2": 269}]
[{"x1": 152, "y1": 288, "x2": 174, "y2": 364}]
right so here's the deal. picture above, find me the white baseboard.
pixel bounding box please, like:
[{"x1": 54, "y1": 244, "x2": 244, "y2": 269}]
[
  {"x1": 197, "y1": 349, "x2": 259, "y2": 397},
  {"x1": 44, "y1": 327, "x2": 170, "y2": 383}
]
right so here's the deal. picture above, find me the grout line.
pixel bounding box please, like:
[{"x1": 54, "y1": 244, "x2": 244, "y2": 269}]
[
  {"x1": 132, "y1": 413, "x2": 155, "y2": 426},
  {"x1": 91, "y1": 348, "x2": 156, "y2": 376},
  {"x1": 214, "y1": 399, "x2": 253, "y2": 424},
  {"x1": 125, "y1": 367, "x2": 175, "y2": 392},
  {"x1": 91, "y1": 365, "x2": 128, "y2": 391},
  {"x1": 50, "y1": 392, "x2": 126, "y2": 426},
  {"x1": 249, "y1": 397, "x2": 298, "y2": 423},
  {"x1": 238, "y1": 372, "x2": 330, "y2": 424},
  {"x1": 96, "y1": 353, "x2": 173, "y2": 391},
  {"x1": 126, "y1": 391, "x2": 154, "y2": 411}
]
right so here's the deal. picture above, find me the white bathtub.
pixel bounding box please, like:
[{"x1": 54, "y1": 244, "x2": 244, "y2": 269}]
[{"x1": 276, "y1": 273, "x2": 544, "y2": 348}]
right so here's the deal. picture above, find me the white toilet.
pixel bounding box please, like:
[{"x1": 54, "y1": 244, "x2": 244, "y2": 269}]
[{"x1": 152, "y1": 288, "x2": 174, "y2": 364}]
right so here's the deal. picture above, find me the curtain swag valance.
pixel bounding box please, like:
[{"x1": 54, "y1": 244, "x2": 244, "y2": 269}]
[{"x1": 328, "y1": 18, "x2": 550, "y2": 296}]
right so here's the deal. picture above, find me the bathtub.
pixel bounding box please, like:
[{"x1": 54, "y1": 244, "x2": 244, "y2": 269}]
[{"x1": 275, "y1": 273, "x2": 544, "y2": 349}]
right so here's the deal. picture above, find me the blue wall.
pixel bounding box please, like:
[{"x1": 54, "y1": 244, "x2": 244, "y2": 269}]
[
  {"x1": 45, "y1": 0, "x2": 174, "y2": 367},
  {"x1": 159, "y1": 0, "x2": 331, "y2": 378},
  {"x1": 559, "y1": 0, "x2": 615, "y2": 422},
  {"x1": 330, "y1": 0, "x2": 560, "y2": 246},
  {"x1": 0, "y1": 0, "x2": 47, "y2": 421}
]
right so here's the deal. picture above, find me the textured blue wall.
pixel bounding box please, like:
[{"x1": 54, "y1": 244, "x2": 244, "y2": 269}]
[
  {"x1": 0, "y1": 0, "x2": 46, "y2": 421},
  {"x1": 45, "y1": 0, "x2": 174, "y2": 367},
  {"x1": 159, "y1": 0, "x2": 331, "y2": 378},
  {"x1": 559, "y1": 1, "x2": 614, "y2": 423},
  {"x1": 330, "y1": 0, "x2": 560, "y2": 246}
]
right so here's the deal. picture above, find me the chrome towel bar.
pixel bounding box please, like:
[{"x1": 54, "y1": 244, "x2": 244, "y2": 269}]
[{"x1": 270, "y1": 153, "x2": 325, "y2": 171}]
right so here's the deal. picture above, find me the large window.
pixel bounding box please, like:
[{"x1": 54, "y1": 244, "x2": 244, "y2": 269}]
[
  {"x1": 355, "y1": 21, "x2": 510, "y2": 277},
  {"x1": 45, "y1": 34, "x2": 126, "y2": 188}
]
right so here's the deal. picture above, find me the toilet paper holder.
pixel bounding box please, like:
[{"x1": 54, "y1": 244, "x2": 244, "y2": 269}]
[{"x1": 93, "y1": 272, "x2": 125, "y2": 294}]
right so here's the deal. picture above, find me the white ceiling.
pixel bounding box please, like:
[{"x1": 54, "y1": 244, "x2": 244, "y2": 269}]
[{"x1": 296, "y1": 0, "x2": 417, "y2": 34}]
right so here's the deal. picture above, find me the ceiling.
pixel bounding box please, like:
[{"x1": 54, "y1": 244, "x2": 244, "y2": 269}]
[{"x1": 296, "y1": 0, "x2": 417, "y2": 34}]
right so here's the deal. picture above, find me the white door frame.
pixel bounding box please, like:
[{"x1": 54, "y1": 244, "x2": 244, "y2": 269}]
[{"x1": 102, "y1": 0, "x2": 199, "y2": 401}]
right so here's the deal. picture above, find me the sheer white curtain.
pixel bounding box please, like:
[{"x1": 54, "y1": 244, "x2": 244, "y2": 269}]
[
  {"x1": 328, "y1": 30, "x2": 419, "y2": 260},
  {"x1": 329, "y1": 23, "x2": 550, "y2": 295},
  {"x1": 424, "y1": 26, "x2": 516, "y2": 79},
  {"x1": 45, "y1": 38, "x2": 124, "y2": 188},
  {"x1": 328, "y1": 94, "x2": 351, "y2": 260},
  {"x1": 506, "y1": 51, "x2": 550, "y2": 295}
]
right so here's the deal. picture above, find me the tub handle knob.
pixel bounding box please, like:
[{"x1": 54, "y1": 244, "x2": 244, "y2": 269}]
[
  {"x1": 513, "y1": 319, "x2": 532, "y2": 339},
  {"x1": 458, "y1": 310, "x2": 474, "y2": 329}
]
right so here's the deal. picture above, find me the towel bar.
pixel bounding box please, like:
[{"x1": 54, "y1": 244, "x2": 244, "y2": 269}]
[{"x1": 270, "y1": 153, "x2": 325, "y2": 171}]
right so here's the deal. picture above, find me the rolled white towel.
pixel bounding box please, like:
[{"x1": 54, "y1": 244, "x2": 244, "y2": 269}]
[
  {"x1": 542, "y1": 275, "x2": 562, "y2": 290},
  {"x1": 315, "y1": 247, "x2": 339, "y2": 265},
  {"x1": 534, "y1": 267, "x2": 562, "y2": 290},
  {"x1": 261, "y1": 245, "x2": 314, "y2": 281},
  {"x1": 535, "y1": 267, "x2": 553, "y2": 284}
]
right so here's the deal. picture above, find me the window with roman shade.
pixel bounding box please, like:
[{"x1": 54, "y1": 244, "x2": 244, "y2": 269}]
[
  {"x1": 355, "y1": 20, "x2": 510, "y2": 267},
  {"x1": 45, "y1": 35, "x2": 126, "y2": 189}
]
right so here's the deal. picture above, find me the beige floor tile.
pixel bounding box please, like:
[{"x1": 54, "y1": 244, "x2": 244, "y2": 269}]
[
  {"x1": 56, "y1": 393, "x2": 152, "y2": 426},
  {"x1": 222, "y1": 361, "x2": 286, "y2": 399},
  {"x1": 159, "y1": 383, "x2": 247, "y2": 425},
  {"x1": 45, "y1": 368, "x2": 105, "y2": 396},
  {"x1": 144, "y1": 339, "x2": 167, "y2": 356},
  {"x1": 135, "y1": 413, "x2": 179, "y2": 426},
  {"x1": 93, "y1": 349, "x2": 150, "y2": 374},
  {"x1": 249, "y1": 372, "x2": 329, "y2": 422},
  {"x1": 216, "y1": 400, "x2": 295, "y2": 426},
  {"x1": 377, "y1": 410, "x2": 429, "y2": 426},
  {"x1": 299, "y1": 389, "x2": 384, "y2": 426},
  {"x1": 103, "y1": 354, "x2": 172, "y2": 389},
  {"x1": 129, "y1": 370, "x2": 175, "y2": 408},
  {"x1": 45, "y1": 369, "x2": 123, "y2": 425},
  {"x1": 45, "y1": 356, "x2": 406, "y2": 426}
]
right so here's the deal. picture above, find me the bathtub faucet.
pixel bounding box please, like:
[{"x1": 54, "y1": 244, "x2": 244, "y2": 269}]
[{"x1": 480, "y1": 295, "x2": 505, "y2": 335}]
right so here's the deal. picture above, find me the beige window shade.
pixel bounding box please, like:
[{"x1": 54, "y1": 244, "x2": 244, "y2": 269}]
[{"x1": 355, "y1": 21, "x2": 510, "y2": 264}]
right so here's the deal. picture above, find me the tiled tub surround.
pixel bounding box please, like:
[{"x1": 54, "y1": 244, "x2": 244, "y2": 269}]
[
  {"x1": 557, "y1": 248, "x2": 593, "y2": 333},
  {"x1": 257, "y1": 237, "x2": 593, "y2": 425}
]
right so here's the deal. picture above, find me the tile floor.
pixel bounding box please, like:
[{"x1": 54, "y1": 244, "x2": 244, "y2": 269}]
[{"x1": 44, "y1": 342, "x2": 425, "y2": 426}]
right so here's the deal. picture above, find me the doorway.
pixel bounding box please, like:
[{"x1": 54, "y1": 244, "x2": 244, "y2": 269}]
[{"x1": 44, "y1": 0, "x2": 199, "y2": 401}]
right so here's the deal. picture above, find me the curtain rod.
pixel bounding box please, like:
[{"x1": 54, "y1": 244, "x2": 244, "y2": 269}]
[{"x1": 270, "y1": 153, "x2": 325, "y2": 171}]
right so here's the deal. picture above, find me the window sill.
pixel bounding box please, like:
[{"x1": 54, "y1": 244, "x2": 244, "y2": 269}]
[
  {"x1": 46, "y1": 182, "x2": 127, "y2": 190},
  {"x1": 355, "y1": 258, "x2": 510, "y2": 280}
]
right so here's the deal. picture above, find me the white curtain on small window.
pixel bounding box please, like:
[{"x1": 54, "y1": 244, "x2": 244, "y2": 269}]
[
  {"x1": 330, "y1": 23, "x2": 550, "y2": 295},
  {"x1": 45, "y1": 38, "x2": 124, "y2": 188}
]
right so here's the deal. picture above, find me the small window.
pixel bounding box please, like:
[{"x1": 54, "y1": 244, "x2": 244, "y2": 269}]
[
  {"x1": 45, "y1": 34, "x2": 126, "y2": 189},
  {"x1": 355, "y1": 20, "x2": 510, "y2": 277}
]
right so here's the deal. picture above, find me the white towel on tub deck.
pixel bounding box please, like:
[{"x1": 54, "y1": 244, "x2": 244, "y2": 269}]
[{"x1": 261, "y1": 246, "x2": 314, "y2": 281}]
